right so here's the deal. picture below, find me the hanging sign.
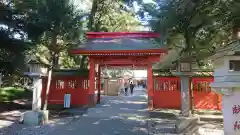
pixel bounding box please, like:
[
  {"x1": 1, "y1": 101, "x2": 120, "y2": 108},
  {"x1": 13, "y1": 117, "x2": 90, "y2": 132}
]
[{"x1": 64, "y1": 94, "x2": 71, "y2": 108}]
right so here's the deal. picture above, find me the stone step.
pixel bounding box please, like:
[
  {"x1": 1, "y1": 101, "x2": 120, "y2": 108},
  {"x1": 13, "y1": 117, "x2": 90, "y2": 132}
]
[{"x1": 175, "y1": 116, "x2": 199, "y2": 134}]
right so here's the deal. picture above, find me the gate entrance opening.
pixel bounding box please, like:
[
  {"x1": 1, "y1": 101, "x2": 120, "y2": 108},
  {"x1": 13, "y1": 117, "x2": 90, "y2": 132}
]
[{"x1": 71, "y1": 32, "x2": 167, "y2": 108}]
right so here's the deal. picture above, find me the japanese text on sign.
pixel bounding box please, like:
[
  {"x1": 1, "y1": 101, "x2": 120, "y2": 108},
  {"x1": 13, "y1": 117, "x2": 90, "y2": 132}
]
[
  {"x1": 234, "y1": 121, "x2": 240, "y2": 131},
  {"x1": 233, "y1": 105, "x2": 240, "y2": 114},
  {"x1": 233, "y1": 105, "x2": 240, "y2": 131}
]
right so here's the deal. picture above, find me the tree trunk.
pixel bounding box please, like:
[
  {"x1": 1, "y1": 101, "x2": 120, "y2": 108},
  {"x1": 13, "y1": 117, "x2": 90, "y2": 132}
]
[
  {"x1": 88, "y1": 0, "x2": 98, "y2": 31},
  {"x1": 79, "y1": 0, "x2": 98, "y2": 69},
  {"x1": 52, "y1": 53, "x2": 60, "y2": 69},
  {"x1": 184, "y1": 30, "x2": 194, "y2": 114},
  {"x1": 80, "y1": 55, "x2": 87, "y2": 69},
  {"x1": 43, "y1": 68, "x2": 52, "y2": 110},
  {"x1": 43, "y1": 33, "x2": 57, "y2": 110},
  {"x1": 233, "y1": 22, "x2": 240, "y2": 39}
]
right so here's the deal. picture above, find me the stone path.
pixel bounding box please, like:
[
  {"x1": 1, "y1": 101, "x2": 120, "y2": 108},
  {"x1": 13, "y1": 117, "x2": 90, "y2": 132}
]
[{"x1": 47, "y1": 89, "x2": 150, "y2": 135}]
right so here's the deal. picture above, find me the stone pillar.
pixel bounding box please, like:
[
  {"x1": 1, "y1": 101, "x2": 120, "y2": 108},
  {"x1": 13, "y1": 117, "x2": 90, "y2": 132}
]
[
  {"x1": 180, "y1": 75, "x2": 191, "y2": 117},
  {"x1": 88, "y1": 58, "x2": 96, "y2": 107},
  {"x1": 32, "y1": 78, "x2": 42, "y2": 111},
  {"x1": 147, "y1": 64, "x2": 153, "y2": 109}
]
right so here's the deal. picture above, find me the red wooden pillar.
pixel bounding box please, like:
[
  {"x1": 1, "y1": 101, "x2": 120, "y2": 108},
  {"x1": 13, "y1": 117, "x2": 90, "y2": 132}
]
[
  {"x1": 147, "y1": 63, "x2": 153, "y2": 110},
  {"x1": 97, "y1": 64, "x2": 101, "y2": 104},
  {"x1": 88, "y1": 57, "x2": 96, "y2": 106}
]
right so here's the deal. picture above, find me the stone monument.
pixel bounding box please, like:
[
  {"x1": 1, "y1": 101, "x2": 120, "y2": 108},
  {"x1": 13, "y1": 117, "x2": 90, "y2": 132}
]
[{"x1": 211, "y1": 41, "x2": 240, "y2": 135}]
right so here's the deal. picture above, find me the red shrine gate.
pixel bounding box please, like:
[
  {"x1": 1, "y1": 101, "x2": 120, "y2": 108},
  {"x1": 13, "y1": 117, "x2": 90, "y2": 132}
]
[
  {"x1": 71, "y1": 32, "x2": 167, "y2": 108},
  {"x1": 41, "y1": 32, "x2": 221, "y2": 111},
  {"x1": 41, "y1": 32, "x2": 167, "y2": 108}
]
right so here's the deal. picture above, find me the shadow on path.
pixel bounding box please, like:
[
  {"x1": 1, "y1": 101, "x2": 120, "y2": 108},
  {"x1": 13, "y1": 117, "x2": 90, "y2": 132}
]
[{"x1": 47, "y1": 90, "x2": 150, "y2": 135}]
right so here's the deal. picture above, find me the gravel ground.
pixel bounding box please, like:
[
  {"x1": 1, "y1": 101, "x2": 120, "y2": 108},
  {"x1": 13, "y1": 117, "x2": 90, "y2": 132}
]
[
  {"x1": 0, "y1": 90, "x2": 224, "y2": 135},
  {"x1": 14, "y1": 116, "x2": 81, "y2": 135},
  {"x1": 148, "y1": 118, "x2": 224, "y2": 135},
  {"x1": 0, "y1": 110, "x2": 84, "y2": 135},
  {"x1": 148, "y1": 109, "x2": 224, "y2": 135},
  {"x1": 2, "y1": 118, "x2": 222, "y2": 135},
  {"x1": 198, "y1": 121, "x2": 223, "y2": 135}
]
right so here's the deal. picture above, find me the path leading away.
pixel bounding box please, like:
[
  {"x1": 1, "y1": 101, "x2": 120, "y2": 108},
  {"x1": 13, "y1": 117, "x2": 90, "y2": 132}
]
[{"x1": 48, "y1": 89, "x2": 150, "y2": 135}]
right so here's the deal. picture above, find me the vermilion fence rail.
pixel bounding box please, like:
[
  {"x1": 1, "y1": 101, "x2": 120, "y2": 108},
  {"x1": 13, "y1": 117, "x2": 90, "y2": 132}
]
[
  {"x1": 192, "y1": 77, "x2": 221, "y2": 110},
  {"x1": 153, "y1": 77, "x2": 181, "y2": 109},
  {"x1": 42, "y1": 76, "x2": 89, "y2": 106},
  {"x1": 153, "y1": 76, "x2": 222, "y2": 110},
  {"x1": 41, "y1": 75, "x2": 221, "y2": 110}
]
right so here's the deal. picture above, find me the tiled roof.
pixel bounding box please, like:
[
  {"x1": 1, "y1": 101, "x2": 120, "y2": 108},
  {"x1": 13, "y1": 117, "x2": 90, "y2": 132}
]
[{"x1": 74, "y1": 38, "x2": 165, "y2": 51}]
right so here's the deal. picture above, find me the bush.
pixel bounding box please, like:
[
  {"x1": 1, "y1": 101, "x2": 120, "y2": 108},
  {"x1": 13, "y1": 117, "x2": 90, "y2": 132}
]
[{"x1": 0, "y1": 87, "x2": 32, "y2": 101}]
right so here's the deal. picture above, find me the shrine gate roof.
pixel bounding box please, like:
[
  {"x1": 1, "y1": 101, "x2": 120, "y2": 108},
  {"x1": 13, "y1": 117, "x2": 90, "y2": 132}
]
[{"x1": 71, "y1": 32, "x2": 167, "y2": 55}]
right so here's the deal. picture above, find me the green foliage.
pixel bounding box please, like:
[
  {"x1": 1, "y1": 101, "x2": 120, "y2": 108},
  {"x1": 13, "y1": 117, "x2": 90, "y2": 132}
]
[
  {"x1": 19, "y1": 0, "x2": 142, "y2": 69},
  {"x1": 0, "y1": 87, "x2": 32, "y2": 102},
  {"x1": 90, "y1": 0, "x2": 141, "y2": 32},
  {"x1": 16, "y1": 0, "x2": 86, "y2": 68},
  {"x1": 142, "y1": 0, "x2": 237, "y2": 64},
  {"x1": 0, "y1": 2, "x2": 42, "y2": 75}
]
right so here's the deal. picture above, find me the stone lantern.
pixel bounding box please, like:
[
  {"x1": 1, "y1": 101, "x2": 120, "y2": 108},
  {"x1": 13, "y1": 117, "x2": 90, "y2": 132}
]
[
  {"x1": 175, "y1": 60, "x2": 194, "y2": 117},
  {"x1": 27, "y1": 60, "x2": 48, "y2": 75},
  {"x1": 174, "y1": 60, "x2": 201, "y2": 134},
  {"x1": 25, "y1": 59, "x2": 47, "y2": 111},
  {"x1": 210, "y1": 41, "x2": 240, "y2": 135},
  {"x1": 22, "y1": 59, "x2": 48, "y2": 125}
]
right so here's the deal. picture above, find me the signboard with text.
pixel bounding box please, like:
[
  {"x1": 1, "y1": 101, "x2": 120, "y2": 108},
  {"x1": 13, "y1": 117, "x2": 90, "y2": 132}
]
[{"x1": 222, "y1": 91, "x2": 240, "y2": 135}]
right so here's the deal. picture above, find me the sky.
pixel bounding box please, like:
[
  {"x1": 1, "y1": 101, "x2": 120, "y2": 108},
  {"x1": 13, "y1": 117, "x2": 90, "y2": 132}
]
[
  {"x1": 143, "y1": 0, "x2": 154, "y2": 3},
  {"x1": 133, "y1": 0, "x2": 155, "y2": 28}
]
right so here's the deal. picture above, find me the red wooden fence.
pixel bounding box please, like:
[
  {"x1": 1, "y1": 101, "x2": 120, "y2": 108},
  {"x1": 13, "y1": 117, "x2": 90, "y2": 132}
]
[
  {"x1": 41, "y1": 75, "x2": 221, "y2": 110},
  {"x1": 192, "y1": 77, "x2": 222, "y2": 110},
  {"x1": 153, "y1": 77, "x2": 181, "y2": 109},
  {"x1": 42, "y1": 76, "x2": 89, "y2": 106},
  {"x1": 153, "y1": 76, "x2": 222, "y2": 110}
]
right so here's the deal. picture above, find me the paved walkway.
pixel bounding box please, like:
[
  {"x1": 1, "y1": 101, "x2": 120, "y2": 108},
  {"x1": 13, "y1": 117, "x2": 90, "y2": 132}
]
[{"x1": 47, "y1": 89, "x2": 150, "y2": 135}]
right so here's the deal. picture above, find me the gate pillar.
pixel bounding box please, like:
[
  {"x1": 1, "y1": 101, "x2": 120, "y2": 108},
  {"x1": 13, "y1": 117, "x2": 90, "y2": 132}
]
[
  {"x1": 88, "y1": 57, "x2": 96, "y2": 107},
  {"x1": 147, "y1": 64, "x2": 153, "y2": 109},
  {"x1": 97, "y1": 65, "x2": 101, "y2": 104}
]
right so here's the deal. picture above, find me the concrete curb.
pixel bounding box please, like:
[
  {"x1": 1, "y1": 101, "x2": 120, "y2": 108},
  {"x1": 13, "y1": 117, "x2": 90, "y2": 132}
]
[
  {"x1": 197, "y1": 115, "x2": 223, "y2": 122},
  {"x1": 195, "y1": 110, "x2": 222, "y2": 115}
]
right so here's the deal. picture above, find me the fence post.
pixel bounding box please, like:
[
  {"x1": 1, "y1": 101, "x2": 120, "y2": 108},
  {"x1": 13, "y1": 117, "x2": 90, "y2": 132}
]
[{"x1": 189, "y1": 77, "x2": 194, "y2": 114}]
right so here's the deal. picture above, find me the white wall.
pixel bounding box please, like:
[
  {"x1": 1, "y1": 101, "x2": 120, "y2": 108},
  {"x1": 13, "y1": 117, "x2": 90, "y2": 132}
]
[{"x1": 133, "y1": 70, "x2": 147, "y2": 78}]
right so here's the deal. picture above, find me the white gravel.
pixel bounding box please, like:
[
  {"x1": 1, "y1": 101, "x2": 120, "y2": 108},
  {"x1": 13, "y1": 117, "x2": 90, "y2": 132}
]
[
  {"x1": 0, "y1": 91, "x2": 224, "y2": 135},
  {"x1": 14, "y1": 116, "x2": 81, "y2": 135},
  {"x1": 0, "y1": 113, "x2": 81, "y2": 135},
  {"x1": 148, "y1": 120, "x2": 224, "y2": 135},
  {"x1": 198, "y1": 121, "x2": 224, "y2": 135}
]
